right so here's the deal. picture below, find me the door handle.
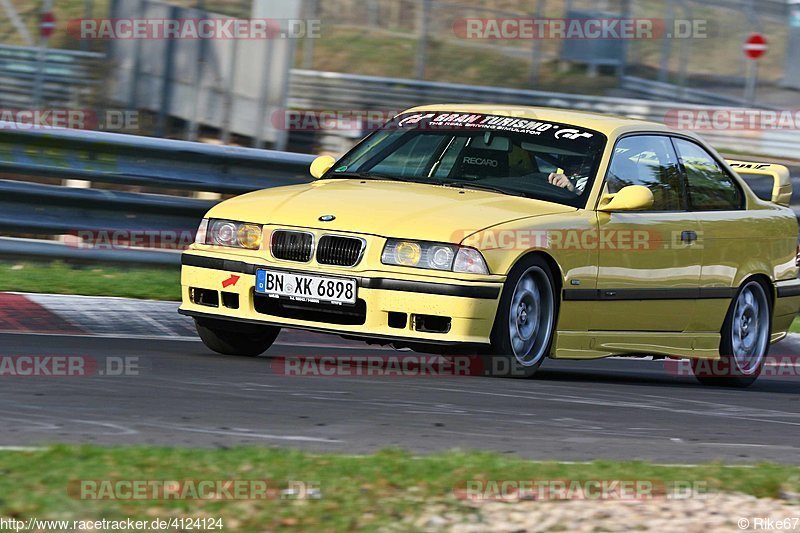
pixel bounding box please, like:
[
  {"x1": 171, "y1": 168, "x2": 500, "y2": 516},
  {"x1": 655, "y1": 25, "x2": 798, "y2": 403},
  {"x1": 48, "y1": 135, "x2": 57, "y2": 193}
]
[{"x1": 681, "y1": 230, "x2": 698, "y2": 243}]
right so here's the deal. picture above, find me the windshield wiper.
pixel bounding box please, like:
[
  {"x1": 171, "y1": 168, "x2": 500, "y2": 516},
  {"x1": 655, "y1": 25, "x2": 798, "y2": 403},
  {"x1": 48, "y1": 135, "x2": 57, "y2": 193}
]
[
  {"x1": 442, "y1": 181, "x2": 530, "y2": 198},
  {"x1": 325, "y1": 171, "x2": 425, "y2": 184},
  {"x1": 326, "y1": 171, "x2": 382, "y2": 180}
]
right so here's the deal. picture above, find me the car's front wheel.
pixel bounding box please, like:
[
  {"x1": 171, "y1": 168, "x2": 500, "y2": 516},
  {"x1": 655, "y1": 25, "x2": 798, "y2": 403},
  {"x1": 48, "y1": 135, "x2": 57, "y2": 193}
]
[
  {"x1": 692, "y1": 280, "x2": 771, "y2": 387},
  {"x1": 483, "y1": 256, "x2": 557, "y2": 378},
  {"x1": 195, "y1": 318, "x2": 280, "y2": 357}
]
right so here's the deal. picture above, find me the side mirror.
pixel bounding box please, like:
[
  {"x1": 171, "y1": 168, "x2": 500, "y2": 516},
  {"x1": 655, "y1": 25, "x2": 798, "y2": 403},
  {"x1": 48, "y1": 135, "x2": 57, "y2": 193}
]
[
  {"x1": 310, "y1": 155, "x2": 336, "y2": 179},
  {"x1": 597, "y1": 185, "x2": 654, "y2": 212}
]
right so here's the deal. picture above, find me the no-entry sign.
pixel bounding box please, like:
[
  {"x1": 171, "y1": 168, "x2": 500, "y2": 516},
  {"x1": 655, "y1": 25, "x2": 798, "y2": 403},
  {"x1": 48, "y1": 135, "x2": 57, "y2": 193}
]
[
  {"x1": 744, "y1": 33, "x2": 768, "y2": 60},
  {"x1": 40, "y1": 12, "x2": 56, "y2": 39}
]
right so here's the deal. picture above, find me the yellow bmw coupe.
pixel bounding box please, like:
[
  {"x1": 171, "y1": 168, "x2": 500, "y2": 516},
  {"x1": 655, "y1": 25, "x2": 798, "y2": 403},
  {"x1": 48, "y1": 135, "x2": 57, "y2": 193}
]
[{"x1": 180, "y1": 105, "x2": 800, "y2": 387}]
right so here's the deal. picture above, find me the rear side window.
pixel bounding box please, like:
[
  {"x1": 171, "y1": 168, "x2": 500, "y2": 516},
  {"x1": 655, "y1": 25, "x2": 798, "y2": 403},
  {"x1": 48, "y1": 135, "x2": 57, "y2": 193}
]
[
  {"x1": 673, "y1": 138, "x2": 744, "y2": 211},
  {"x1": 606, "y1": 135, "x2": 683, "y2": 211}
]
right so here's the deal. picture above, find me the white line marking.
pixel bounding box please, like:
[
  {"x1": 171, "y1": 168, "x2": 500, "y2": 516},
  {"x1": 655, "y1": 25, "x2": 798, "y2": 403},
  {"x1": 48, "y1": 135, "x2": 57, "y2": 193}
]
[
  {"x1": 72, "y1": 420, "x2": 138, "y2": 436},
  {"x1": 10, "y1": 292, "x2": 179, "y2": 304},
  {"x1": 0, "y1": 330, "x2": 200, "y2": 342},
  {"x1": 140, "y1": 423, "x2": 343, "y2": 443}
]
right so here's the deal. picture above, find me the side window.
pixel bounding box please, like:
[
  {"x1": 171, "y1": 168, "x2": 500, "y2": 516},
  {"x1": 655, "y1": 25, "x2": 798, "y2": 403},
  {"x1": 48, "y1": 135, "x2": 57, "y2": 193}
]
[
  {"x1": 606, "y1": 136, "x2": 683, "y2": 211},
  {"x1": 672, "y1": 139, "x2": 743, "y2": 211}
]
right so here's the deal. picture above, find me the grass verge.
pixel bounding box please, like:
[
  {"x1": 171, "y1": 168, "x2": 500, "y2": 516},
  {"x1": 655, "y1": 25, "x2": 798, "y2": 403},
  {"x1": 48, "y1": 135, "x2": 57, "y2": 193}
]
[
  {"x1": 0, "y1": 262, "x2": 180, "y2": 301},
  {"x1": 1, "y1": 446, "x2": 799, "y2": 532}
]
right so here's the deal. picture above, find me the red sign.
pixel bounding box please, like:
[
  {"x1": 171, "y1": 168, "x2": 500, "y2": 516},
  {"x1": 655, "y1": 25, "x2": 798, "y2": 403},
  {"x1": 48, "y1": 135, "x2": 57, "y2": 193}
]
[
  {"x1": 743, "y1": 33, "x2": 767, "y2": 60},
  {"x1": 40, "y1": 12, "x2": 56, "y2": 39}
]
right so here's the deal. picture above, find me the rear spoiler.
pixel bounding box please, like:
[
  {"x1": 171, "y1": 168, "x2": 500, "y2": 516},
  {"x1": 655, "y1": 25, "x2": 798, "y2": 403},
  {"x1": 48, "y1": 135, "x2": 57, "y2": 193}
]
[{"x1": 727, "y1": 160, "x2": 792, "y2": 207}]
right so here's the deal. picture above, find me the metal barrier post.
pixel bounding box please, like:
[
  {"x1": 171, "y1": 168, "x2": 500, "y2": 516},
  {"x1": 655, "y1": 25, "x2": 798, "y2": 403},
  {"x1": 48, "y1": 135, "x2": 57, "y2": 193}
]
[
  {"x1": 33, "y1": 0, "x2": 54, "y2": 108},
  {"x1": 186, "y1": 0, "x2": 207, "y2": 142},
  {"x1": 302, "y1": 0, "x2": 319, "y2": 69},
  {"x1": 415, "y1": 0, "x2": 432, "y2": 80},
  {"x1": 156, "y1": 4, "x2": 179, "y2": 137},
  {"x1": 528, "y1": 0, "x2": 545, "y2": 87}
]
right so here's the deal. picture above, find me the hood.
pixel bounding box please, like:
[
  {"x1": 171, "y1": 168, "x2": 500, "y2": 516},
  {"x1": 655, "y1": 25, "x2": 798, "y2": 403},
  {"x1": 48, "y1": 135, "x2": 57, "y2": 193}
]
[{"x1": 207, "y1": 179, "x2": 575, "y2": 244}]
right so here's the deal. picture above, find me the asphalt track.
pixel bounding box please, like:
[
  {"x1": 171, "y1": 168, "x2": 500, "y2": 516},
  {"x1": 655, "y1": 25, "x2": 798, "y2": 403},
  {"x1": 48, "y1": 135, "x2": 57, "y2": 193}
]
[{"x1": 1, "y1": 328, "x2": 799, "y2": 464}]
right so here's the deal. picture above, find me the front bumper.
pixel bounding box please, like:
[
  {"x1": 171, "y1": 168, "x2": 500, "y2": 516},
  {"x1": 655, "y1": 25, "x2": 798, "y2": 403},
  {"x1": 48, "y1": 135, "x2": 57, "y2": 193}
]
[{"x1": 179, "y1": 252, "x2": 504, "y2": 346}]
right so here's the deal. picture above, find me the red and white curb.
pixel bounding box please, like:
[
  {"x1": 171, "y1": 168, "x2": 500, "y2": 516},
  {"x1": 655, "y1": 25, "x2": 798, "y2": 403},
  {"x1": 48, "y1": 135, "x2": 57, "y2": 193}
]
[{"x1": 0, "y1": 292, "x2": 194, "y2": 339}]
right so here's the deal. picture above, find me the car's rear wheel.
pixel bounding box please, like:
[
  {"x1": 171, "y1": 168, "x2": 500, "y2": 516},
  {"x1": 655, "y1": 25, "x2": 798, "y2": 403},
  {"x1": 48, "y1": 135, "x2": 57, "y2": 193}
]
[
  {"x1": 692, "y1": 280, "x2": 770, "y2": 388},
  {"x1": 483, "y1": 256, "x2": 557, "y2": 378},
  {"x1": 195, "y1": 318, "x2": 280, "y2": 357}
]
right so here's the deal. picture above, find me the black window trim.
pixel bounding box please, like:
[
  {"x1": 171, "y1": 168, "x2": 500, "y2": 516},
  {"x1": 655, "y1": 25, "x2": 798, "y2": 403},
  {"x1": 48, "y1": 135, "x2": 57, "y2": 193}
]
[
  {"x1": 669, "y1": 136, "x2": 746, "y2": 212},
  {"x1": 597, "y1": 131, "x2": 747, "y2": 213},
  {"x1": 596, "y1": 131, "x2": 690, "y2": 214}
]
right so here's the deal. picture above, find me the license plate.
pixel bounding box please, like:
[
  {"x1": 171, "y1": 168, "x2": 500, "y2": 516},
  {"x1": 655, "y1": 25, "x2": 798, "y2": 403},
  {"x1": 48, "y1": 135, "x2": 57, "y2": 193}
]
[{"x1": 255, "y1": 270, "x2": 358, "y2": 306}]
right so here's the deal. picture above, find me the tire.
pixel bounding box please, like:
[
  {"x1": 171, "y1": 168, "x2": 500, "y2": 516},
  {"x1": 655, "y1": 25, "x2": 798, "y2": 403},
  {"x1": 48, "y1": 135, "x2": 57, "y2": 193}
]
[
  {"x1": 195, "y1": 318, "x2": 280, "y2": 357},
  {"x1": 482, "y1": 256, "x2": 558, "y2": 378},
  {"x1": 691, "y1": 280, "x2": 771, "y2": 388}
]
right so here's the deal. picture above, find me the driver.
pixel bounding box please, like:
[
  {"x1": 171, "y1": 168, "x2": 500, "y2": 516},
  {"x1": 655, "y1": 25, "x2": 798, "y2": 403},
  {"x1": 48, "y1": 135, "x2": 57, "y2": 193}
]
[
  {"x1": 548, "y1": 172, "x2": 577, "y2": 191},
  {"x1": 547, "y1": 158, "x2": 589, "y2": 193}
]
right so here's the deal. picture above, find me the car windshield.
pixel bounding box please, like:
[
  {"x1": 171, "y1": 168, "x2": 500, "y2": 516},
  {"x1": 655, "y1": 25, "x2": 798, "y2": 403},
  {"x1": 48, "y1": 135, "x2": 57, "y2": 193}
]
[{"x1": 325, "y1": 112, "x2": 607, "y2": 207}]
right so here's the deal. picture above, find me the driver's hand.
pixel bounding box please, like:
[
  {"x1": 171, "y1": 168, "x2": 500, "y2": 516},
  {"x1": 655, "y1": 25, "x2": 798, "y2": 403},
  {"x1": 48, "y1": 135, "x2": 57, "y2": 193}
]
[{"x1": 548, "y1": 173, "x2": 575, "y2": 192}]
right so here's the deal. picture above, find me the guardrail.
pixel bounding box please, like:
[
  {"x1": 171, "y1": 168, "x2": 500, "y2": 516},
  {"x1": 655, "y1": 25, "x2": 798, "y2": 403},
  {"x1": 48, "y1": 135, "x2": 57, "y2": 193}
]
[
  {"x1": 0, "y1": 125, "x2": 315, "y2": 265},
  {"x1": 288, "y1": 70, "x2": 800, "y2": 158},
  {"x1": 618, "y1": 76, "x2": 756, "y2": 107},
  {"x1": 0, "y1": 125, "x2": 314, "y2": 193}
]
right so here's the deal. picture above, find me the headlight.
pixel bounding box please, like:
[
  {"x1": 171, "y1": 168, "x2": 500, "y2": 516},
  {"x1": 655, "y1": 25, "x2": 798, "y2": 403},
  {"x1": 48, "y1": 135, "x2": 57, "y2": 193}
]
[
  {"x1": 453, "y1": 247, "x2": 490, "y2": 274},
  {"x1": 198, "y1": 219, "x2": 263, "y2": 250},
  {"x1": 381, "y1": 239, "x2": 489, "y2": 274}
]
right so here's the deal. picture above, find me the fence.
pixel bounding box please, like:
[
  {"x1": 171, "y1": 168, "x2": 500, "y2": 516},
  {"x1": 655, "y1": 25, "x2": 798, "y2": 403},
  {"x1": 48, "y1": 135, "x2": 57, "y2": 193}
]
[
  {"x1": 2, "y1": 0, "x2": 794, "y2": 134},
  {"x1": 300, "y1": 0, "x2": 793, "y2": 98},
  {"x1": 3, "y1": 47, "x2": 796, "y2": 158}
]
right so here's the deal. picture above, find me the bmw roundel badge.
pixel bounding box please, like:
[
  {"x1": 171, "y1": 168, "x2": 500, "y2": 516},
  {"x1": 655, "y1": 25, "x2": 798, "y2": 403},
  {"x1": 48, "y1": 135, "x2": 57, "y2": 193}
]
[{"x1": 319, "y1": 215, "x2": 336, "y2": 222}]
